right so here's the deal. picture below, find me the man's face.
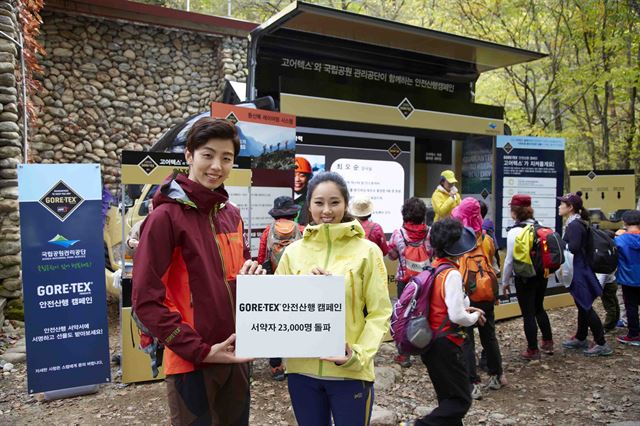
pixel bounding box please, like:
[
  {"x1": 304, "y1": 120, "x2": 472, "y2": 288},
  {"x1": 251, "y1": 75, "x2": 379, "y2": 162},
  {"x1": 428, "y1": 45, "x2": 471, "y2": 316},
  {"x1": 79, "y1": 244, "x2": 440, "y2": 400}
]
[
  {"x1": 294, "y1": 172, "x2": 309, "y2": 193},
  {"x1": 185, "y1": 138, "x2": 234, "y2": 190}
]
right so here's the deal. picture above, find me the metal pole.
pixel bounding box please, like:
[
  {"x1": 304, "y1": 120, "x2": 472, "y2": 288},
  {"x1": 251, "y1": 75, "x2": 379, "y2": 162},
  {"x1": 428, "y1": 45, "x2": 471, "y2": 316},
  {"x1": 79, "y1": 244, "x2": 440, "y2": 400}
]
[
  {"x1": 19, "y1": 32, "x2": 28, "y2": 164},
  {"x1": 228, "y1": 0, "x2": 232, "y2": 16},
  {"x1": 120, "y1": 184, "x2": 126, "y2": 273},
  {"x1": 186, "y1": 0, "x2": 190, "y2": 12},
  {"x1": 0, "y1": 30, "x2": 28, "y2": 163}
]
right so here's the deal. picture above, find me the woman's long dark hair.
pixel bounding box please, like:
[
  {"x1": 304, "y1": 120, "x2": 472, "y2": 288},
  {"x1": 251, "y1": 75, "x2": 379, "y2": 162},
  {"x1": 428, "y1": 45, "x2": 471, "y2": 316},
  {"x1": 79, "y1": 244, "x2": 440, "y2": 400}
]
[
  {"x1": 306, "y1": 172, "x2": 354, "y2": 224},
  {"x1": 567, "y1": 191, "x2": 590, "y2": 221}
]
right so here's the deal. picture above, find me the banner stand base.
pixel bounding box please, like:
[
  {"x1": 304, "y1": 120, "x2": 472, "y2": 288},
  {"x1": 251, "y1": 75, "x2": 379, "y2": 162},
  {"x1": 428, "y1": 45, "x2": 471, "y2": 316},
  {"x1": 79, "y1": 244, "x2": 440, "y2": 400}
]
[{"x1": 43, "y1": 384, "x2": 99, "y2": 401}]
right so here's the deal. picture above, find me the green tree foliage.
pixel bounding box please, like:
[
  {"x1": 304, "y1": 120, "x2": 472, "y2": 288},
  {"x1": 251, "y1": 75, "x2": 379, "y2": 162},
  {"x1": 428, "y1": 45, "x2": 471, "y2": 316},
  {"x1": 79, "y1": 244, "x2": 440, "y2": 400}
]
[{"x1": 132, "y1": 0, "x2": 640, "y2": 174}]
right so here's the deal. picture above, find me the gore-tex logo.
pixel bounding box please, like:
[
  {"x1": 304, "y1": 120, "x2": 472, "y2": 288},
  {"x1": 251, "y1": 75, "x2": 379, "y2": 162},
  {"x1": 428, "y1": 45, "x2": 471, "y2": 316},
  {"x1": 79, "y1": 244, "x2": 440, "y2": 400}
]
[{"x1": 39, "y1": 181, "x2": 84, "y2": 222}]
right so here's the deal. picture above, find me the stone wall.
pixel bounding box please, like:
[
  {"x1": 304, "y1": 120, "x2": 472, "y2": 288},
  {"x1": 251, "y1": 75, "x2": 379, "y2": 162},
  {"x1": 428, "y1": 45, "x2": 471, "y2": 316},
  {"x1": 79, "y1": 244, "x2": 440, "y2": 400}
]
[
  {"x1": 31, "y1": 11, "x2": 249, "y2": 187},
  {"x1": 0, "y1": 8, "x2": 250, "y2": 317},
  {"x1": 0, "y1": 0, "x2": 22, "y2": 324}
]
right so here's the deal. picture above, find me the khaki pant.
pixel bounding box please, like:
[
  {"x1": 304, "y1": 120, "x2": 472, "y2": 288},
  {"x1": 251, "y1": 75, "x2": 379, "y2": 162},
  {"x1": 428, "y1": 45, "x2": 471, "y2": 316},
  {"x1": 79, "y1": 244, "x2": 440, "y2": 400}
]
[{"x1": 166, "y1": 363, "x2": 250, "y2": 425}]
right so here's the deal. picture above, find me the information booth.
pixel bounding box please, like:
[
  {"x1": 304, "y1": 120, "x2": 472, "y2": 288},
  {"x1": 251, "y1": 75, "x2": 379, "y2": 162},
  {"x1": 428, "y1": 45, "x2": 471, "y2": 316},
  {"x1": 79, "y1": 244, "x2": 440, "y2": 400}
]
[{"x1": 247, "y1": 2, "x2": 573, "y2": 318}]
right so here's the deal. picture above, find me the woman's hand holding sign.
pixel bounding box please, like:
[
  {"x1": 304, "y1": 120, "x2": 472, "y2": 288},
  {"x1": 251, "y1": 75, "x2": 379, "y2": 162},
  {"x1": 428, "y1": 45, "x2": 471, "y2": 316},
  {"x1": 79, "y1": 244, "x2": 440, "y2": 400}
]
[{"x1": 321, "y1": 343, "x2": 352, "y2": 366}]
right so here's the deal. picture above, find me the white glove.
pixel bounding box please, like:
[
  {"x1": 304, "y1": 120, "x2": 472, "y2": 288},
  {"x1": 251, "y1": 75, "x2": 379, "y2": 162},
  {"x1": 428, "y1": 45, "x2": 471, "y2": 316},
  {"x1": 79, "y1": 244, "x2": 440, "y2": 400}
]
[{"x1": 450, "y1": 185, "x2": 458, "y2": 195}]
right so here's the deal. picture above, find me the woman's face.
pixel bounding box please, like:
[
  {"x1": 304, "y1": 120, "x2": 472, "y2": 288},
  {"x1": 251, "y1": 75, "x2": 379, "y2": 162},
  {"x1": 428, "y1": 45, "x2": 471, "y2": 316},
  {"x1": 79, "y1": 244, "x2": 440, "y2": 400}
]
[
  {"x1": 558, "y1": 201, "x2": 573, "y2": 217},
  {"x1": 309, "y1": 181, "x2": 346, "y2": 224}
]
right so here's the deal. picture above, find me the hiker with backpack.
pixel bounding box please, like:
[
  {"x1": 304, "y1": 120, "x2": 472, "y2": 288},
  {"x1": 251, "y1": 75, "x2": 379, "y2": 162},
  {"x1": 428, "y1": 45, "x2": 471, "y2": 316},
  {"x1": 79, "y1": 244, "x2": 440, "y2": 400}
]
[
  {"x1": 431, "y1": 169, "x2": 461, "y2": 222},
  {"x1": 132, "y1": 118, "x2": 263, "y2": 426},
  {"x1": 614, "y1": 210, "x2": 640, "y2": 346},
  {"x1": 350, "y1": 195, "x2": 389, "y2": 255},
  {"x1": 388, "y1": 197, "x2": 432, "y2": 367},
  {"x1": 501, "y1": 194, "x2": 555, "y2": 360},
  {"x1": 397, "y1": 217, "x2": 485, "y2": 426},
  {"x1": 274, "y1": 171, "x2": 392, "y2": 426},
  {"x1": 558, "y1": 191, "x2": 613, "y2": 356},
  {"x1": 451, "y1": 198, "x2": 506, "y2": 400},
  {"x1": 257, "y1": 195, "x2": 304, "y2": 381}
]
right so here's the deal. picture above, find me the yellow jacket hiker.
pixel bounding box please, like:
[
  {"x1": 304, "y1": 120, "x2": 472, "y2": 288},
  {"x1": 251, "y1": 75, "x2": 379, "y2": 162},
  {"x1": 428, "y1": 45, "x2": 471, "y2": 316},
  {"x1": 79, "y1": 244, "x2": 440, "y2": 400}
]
[
  {"x1": 275, "y1": 220, "x2": 392, "y2": 383},
  {"x1": 431, "y1": 185, "x2": 461, "y2": 222}
]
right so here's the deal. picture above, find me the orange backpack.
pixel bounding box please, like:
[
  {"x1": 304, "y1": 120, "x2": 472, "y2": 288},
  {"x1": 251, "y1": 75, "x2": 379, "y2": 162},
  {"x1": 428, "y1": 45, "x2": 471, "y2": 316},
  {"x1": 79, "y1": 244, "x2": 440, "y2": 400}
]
[
  {"x1": 460, "y1": 233, "x2": 498, "y2": 303},
  {"x1": 266, "y1": 220, "x2": 302, "y2": 271}
]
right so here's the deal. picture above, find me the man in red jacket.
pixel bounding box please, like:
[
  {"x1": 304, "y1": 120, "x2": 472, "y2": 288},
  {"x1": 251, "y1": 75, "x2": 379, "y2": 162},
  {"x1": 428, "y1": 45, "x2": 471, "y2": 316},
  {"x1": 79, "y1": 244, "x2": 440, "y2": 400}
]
[{"x1": 133, "y1": 117, "x2": 262, "y2": 425}]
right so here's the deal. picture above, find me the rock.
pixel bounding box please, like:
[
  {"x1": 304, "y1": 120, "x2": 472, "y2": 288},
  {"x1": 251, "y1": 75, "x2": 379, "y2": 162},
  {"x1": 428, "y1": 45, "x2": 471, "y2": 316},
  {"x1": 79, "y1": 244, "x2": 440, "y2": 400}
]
[
  {"x1": 414, "y1": 406, "x2": 435, "y2": 417},
  {"x1": 80, "y1": 63, "x2": 98, "y2": 73},
  {"x1": 374, "y1": 366, "x2": 399, "y2": 391},
  {"x1": 52, "y1": 47, "x2": 73, "y2": 57},
  {"x1": 0, "y1": 352, "x2": 24, "y2": 363},
  {"x1": 370, "y1": 405, "x2": 397, "y2": 426},
  {"x1": 0, "y1": 121, "x2": 18, "y2": 133},
  {"x1": 4, "y1": 344, "x2": 25, "y2": 355},
  {"x1": 2, "y1": 362, "x2": 14, "y2": 372}
]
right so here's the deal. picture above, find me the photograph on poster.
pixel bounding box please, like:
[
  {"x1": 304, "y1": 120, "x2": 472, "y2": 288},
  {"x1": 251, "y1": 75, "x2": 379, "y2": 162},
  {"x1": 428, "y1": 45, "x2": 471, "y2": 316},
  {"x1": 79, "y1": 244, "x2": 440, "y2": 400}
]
[
  {"x1": 298, "y1": 154, "x2": 326, "y2": 179},
  {"x1": 236, "y1": 121, "x2": 296, "y2": 170}
]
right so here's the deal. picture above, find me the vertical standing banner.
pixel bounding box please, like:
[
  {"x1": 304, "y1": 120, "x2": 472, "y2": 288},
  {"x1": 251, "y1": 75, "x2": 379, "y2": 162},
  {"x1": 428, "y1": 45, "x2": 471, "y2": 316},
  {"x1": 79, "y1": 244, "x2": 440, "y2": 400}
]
[
  {"x1": 18, "y1": 164, "x2": 111, "y2": 394},
  {"x1": 461, "y1": 136, "x2": 494, "y2": 224},
  {"x1": 495, "y1": 136, "x2": 565, "y2": 248}
]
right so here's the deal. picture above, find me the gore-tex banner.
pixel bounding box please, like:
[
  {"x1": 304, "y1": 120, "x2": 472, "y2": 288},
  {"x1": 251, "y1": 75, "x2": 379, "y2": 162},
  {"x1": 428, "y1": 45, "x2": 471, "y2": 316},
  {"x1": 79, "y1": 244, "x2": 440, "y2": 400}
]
[{"x1": 18, "y1": 164, "x2": 110, "y2": 394}]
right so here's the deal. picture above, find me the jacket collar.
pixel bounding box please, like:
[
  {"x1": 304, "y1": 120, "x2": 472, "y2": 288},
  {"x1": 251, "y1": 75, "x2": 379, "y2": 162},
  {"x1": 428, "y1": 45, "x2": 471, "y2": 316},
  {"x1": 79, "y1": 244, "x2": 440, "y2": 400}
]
[
  {"x1": 302, "y1": 220, "x2": 364, "y2": 242},
  {"x1": 155, "y1": 173, "x2": 230, "y2": 212},
  {"x1": 436, "y1": 184, "x2": 450, "y2": 194}
]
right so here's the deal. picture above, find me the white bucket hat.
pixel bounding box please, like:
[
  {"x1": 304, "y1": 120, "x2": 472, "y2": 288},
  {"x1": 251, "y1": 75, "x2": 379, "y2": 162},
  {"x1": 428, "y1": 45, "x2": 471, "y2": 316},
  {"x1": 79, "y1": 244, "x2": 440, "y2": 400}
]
[{"x1": 350, "y1": 196, "x2": 374, "y2": 218}]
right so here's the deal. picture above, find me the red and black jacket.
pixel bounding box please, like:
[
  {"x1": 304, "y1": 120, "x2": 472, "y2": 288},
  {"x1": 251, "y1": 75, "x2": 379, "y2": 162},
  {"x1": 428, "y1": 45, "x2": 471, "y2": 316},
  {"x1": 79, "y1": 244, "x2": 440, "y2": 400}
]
[{"x1": 132, "y1": 173, "x2": 248, "y2": 375}]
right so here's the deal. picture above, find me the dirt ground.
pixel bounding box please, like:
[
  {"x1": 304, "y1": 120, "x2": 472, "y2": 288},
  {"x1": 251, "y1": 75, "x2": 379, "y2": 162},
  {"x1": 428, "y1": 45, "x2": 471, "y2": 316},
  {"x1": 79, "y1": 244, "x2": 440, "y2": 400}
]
[{"x1": 1, "y1": 302, "x2": 639, "y2": 425}]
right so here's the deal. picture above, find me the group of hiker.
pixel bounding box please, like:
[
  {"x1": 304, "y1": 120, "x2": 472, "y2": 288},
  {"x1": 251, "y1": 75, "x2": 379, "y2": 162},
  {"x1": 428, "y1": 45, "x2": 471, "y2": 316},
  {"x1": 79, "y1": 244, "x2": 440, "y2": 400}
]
[{"x1": 127, "y1": 118, "x2": 640, "y2": 426}]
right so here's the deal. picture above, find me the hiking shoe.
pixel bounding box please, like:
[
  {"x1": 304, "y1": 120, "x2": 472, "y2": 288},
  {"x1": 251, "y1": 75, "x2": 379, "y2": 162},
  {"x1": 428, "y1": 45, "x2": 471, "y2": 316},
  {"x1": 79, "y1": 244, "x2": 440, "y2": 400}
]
[
  {"x1": 270, "y1": 365, "x2": 286, "y2": 381},
  {"x1": 394, "y1": 354, "x2": 412, "y2": 368},
  {"x1": 562, "y1": 336, "x2": 589, "y2": 349},
  {"x1": 616, "y1": 335, "x2": 640, "y2": 346},
  {"x1": 584, "y1": 342, "x2": 613, "y2": 357},
  {"x1": 485, "y1": 374, "x2": 507, "y2": 390},
  {"x1": 540, "y1": 339, "x2": 554, "y2": 355},
  {"x1": 520, "y1": 348, "x2": 541, "y2": 360},
  {"x1": 471, "y1": 383, "x2": 483, "y2": 400},
  {"x1": 616, "y1": 319, "x2": 628, "y2": 328}
]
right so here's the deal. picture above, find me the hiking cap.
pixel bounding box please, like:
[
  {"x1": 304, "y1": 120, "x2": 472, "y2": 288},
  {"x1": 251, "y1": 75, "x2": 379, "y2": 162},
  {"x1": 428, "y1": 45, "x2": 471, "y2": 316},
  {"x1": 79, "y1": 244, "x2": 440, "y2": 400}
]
[
  {"x1": 440, "y1": 170, "x2": 458, "y2": 184},
  {"x1": 268, "y1": 196, "x2": 300, "y2": 218}
]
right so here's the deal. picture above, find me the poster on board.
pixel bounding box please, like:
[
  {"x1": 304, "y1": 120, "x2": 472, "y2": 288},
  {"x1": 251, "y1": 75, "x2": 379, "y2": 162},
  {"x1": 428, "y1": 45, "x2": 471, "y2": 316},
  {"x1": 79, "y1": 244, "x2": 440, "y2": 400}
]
[
  {"x1": 18, "y1": 164, "x2": 111, "y2": 393},
  {"x1": 296, "y1": 127, "x2": 412, "y2": 233},
  {"x1": 461, "y1": 136, "x2": 494, "y2": 233},
  {"x1": 495, "y1": 136, "x2": 566, "y2": 301},
  {"x1": 211, "y1": 103, "x2": 296, "y2": 256}
]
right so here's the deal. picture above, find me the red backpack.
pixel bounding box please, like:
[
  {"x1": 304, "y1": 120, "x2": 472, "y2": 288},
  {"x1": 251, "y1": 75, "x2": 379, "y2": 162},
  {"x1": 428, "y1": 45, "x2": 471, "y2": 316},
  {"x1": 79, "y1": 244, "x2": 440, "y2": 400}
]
[{"x1": 397, "y1": 229, "x2": 430, "y2": 283}]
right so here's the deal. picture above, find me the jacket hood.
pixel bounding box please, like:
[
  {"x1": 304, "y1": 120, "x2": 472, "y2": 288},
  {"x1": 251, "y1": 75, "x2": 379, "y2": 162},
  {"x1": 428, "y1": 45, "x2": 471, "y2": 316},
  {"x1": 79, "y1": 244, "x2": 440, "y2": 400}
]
[
  {"x1": 402, "y1": 222, "x2": 428, "y2": 242},
  {"x1": 153, "y1": 173, "x2": 230, "y2": 212},
  {"x1": 451, "y1": 198, "x2": 483, "y2": 232},
  {"x1": 302, "y1": 220, "x2": 365, "y2": 242}
]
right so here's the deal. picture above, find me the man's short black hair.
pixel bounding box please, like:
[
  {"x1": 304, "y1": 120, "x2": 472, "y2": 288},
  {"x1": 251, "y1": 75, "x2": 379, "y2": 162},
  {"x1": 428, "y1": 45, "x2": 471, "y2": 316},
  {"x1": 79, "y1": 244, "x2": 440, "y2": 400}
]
[{"x1": 622, "y1": 209, "x2": 640, "y2": 226}]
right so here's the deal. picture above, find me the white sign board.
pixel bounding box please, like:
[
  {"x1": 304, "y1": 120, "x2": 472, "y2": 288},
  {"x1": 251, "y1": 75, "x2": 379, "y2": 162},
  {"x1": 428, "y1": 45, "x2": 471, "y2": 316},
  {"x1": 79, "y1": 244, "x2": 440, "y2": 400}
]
[
  {"x1": 330, "y1": 158, "x2": 404, "y2": 232},
  {"x1": 236, "y1": 275, "x2": 345, "y2": 358}
]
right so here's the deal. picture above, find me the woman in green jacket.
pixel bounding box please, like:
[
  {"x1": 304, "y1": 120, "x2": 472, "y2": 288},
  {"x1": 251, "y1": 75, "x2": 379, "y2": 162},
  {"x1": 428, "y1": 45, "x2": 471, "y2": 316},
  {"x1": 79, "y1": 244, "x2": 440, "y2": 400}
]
[{"x1": 276, "y1": 171, "x2": 392, "y2": 426}]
